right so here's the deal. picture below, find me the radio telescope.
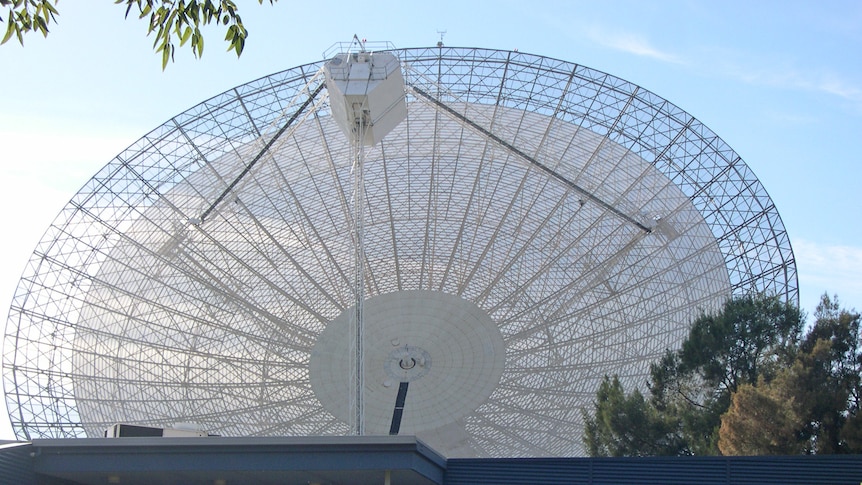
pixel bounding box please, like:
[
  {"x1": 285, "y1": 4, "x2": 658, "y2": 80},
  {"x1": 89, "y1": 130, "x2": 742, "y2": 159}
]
[{"x1": 2, "y1": 46, "x2": 796, "y2": 457}]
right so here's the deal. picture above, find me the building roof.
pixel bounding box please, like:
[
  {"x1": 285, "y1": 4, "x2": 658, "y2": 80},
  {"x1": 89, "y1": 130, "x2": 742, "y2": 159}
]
[
  {"x1": 2, "y1": 437, "x2": 860, "y2": 485},
  {"x1": 24, "y1": 436, "x2": 445, "y2": 485}
]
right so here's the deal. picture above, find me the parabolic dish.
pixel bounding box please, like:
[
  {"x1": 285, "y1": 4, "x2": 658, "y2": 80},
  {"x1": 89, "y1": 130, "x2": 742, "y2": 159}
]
[{"x1": 2, "y1": 46, "x2": 796, "y2": 457}]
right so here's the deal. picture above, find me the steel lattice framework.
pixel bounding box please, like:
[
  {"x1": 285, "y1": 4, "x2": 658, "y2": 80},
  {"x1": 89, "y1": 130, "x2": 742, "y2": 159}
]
[{"x1": 3, "y1": 47, "x2": 796, "y2": 457}]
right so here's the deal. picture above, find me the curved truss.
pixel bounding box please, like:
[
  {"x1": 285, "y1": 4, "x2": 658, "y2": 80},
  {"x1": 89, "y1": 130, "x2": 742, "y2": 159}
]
[{"x1": 2, "y1": 47, "x2": 796, "y2": 457}]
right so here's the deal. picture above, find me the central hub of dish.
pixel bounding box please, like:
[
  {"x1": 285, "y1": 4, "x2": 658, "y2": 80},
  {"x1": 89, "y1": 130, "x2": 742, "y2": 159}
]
[
  {"x1": 309, "y1": 290, "x2": 505, "y2": 435},
  {"x1": 385, "y1": 345, "x2": 431, "y2": 382}
]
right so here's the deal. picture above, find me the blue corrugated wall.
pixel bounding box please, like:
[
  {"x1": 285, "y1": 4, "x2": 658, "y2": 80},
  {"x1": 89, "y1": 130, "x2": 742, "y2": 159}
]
[
  {"x1": 3, "y1": 439, "x2": 861, "y2": 485},
  {"x1": 445, "y1": 455, "x2": 862, "y2": 485},
  {"x1": 0, "y1": 442, "x2": 36, "y2": 483}
]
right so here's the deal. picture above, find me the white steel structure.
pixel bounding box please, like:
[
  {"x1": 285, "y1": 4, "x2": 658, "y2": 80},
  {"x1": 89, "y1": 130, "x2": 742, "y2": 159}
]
[
  {"x1": 3, "y1": 46, "x2": 796, "y2": 458},
  {"x1": 324, "y1": 45, "x2": 408, "y2": 436}
]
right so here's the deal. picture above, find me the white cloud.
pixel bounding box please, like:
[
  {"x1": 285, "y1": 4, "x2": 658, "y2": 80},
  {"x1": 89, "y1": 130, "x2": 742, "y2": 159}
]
[
  {"x1": 707, "y1": 52, "x2": 862, "y2": 105},
  {"x1": 586, "y1": 28, "x2": 682, "y2": 64},
  {"x1": 793, "y1": 239, "x2": 862, "y2": 314},
  {"x1": 814, "y1": 75, "x2": 862, "y2": 102}
]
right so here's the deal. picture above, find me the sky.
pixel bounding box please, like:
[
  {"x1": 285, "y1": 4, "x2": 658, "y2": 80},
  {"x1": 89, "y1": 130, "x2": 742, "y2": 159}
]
[{"x1": 1, "y1": 0, "x2": 861, "y2": 440}]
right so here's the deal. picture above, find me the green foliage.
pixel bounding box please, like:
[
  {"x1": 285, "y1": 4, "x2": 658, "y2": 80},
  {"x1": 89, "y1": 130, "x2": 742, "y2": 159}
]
[
  {"x1": 584, "y1": 294, "x2": 805, "y2": 456},
  {"x1": 1, "y1": 0, "x2": 277, "y2": 69},
  {"x1": 652, "y1": 294, "x2": 803, "y2": 455},
  {"x1": 585, "y1": 293, "x2": 862, "y2": 457},
  {"x1": 673, "y1": 294, "x2": 802, "y2": 393},
  {"x1": 788, "y1": 295, "x2": 861, "y2": 453},
  {"x1": 718, "y1": 380, "x2": 804, "y2": 455},
  {"x1": 117, "y1": 0, "x2": 276, "y2": 69},
  {"x1": 583, "y1": 376, "x2": 684, "y2": 457},
  {"x1": 1, "y1": 0, "x2": 58, "y2": 45},
  {"x1": 840, "y1": 413, "x2": 862, "y2": 451},
  {"x1": 718, "y1": 295, "x2": 862, "y2": 455}
]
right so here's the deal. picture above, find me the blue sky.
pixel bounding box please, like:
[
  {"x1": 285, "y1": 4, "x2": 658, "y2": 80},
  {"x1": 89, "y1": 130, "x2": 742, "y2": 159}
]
[{"x1": 1, "y1": 1, "x2": 861, "y2": 439}]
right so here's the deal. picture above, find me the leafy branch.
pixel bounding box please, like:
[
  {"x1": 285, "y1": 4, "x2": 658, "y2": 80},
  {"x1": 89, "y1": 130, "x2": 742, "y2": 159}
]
[
  {"x1": 1, "y1": 0, "x2": 277, "y2": 69},
  {"x1": 118, "y1": 0, "x2": 275, "y2": 69},
  {"x1": 1, "y1": 0, "x2": 59, "y2": 45}
]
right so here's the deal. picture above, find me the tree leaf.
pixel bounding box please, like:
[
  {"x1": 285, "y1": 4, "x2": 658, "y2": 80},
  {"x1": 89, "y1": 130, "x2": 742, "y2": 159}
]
[
  {"x1": 1, "y1": 19, "x2": 15, "y2": 45},
  {"x1": 180, "y1": 25, "x2": 192, "y2": 46},
  {"x1": 161, "y1": 42, "x2": 170, "y2": 70}
]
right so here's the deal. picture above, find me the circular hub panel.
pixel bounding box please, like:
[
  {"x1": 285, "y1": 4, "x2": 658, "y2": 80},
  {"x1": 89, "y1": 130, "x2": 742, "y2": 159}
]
[{"x1": 310, "y1": 290, "x2": 506, "y2": 437}]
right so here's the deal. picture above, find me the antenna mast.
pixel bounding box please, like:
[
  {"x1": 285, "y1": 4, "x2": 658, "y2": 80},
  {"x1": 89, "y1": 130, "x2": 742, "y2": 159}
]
[{"x1": 323, "y1": 40, "x2": 407, "y2": 435}]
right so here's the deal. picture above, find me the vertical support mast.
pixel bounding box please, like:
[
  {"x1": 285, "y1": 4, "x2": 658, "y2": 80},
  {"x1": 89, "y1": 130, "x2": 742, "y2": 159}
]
[
  {"x1": 351, "y1": 113, "x2": 367, "y2": 436},
  {"x1": 324, "y1": 39, "x2": 407, "y2": 436}
]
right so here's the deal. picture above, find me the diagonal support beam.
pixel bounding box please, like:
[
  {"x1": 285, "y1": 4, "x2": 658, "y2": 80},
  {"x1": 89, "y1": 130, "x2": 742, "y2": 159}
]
[
  {"x1": 200, "y1": 83, "x2": 326, "y2": 223},
  {"x1": 409, "y1": 85, "x2": 652, "y2": 234}
]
